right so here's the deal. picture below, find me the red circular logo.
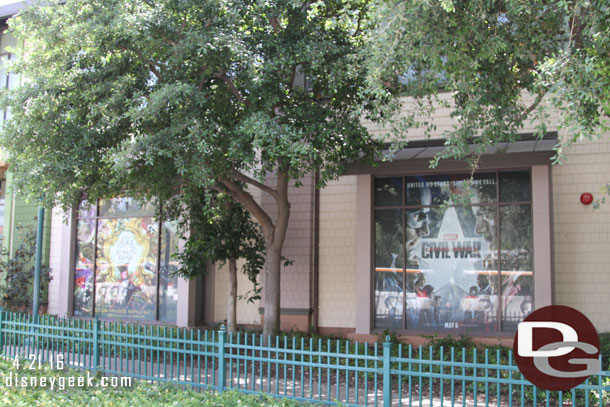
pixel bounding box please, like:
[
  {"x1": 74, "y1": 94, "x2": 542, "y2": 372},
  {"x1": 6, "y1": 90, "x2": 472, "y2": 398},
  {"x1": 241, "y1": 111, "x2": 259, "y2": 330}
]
[
  {"x1": 513, "y1": 305, "x2": 600, "y2": 391},
  {"x1": 580, "y1": 193, "x2": 593, "y2": 205}
]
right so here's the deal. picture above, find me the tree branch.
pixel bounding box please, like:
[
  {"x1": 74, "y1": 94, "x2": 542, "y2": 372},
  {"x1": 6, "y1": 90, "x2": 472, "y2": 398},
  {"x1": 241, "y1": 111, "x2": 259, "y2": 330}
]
[
  {"x1": 232, "y1": 171, "x2": 279, "y2": 201},
  {"x1": 301, "y1": 1, "x2": 313, "y2": 13},
  {"x1": 198, "y1": 75, "x2": 207, "y2": 91},
  {"x1": 269, "y1": 16, "x2": 281, "y2": 32},
  {"x1": 208, "y1": 183, "x2": 226, "y2": 194},
  {"x1": 518, "y1": 89, "x2": 547, "y2": 124},
  {"x1": 352, "y1": 6, "x2": 365, "y2": 37},
  {"x1": 197, "y1": 66, "x2": 209, "y2": 91},
  {"x1": 120, "y1": 46, "x2": 163, "y2": 82},
  {"x1": 214, "y1": 70, "x2": 249, "y2": 107},
  {"x1": 272, "y1": 169, "x2": 291, "y2": 248},
  {"x1": 219, "y1": 176, "x2": 274, "y2": 240},
  {"x1": 289, "y1": 64, "x2": 299, "y2": 90}
]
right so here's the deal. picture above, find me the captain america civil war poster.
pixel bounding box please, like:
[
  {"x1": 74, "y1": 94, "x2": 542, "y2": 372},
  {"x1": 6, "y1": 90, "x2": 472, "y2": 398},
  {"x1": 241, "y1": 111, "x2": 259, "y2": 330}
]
[{"x1": 374, "y1": 172, "x2": 533, "y2": 332}]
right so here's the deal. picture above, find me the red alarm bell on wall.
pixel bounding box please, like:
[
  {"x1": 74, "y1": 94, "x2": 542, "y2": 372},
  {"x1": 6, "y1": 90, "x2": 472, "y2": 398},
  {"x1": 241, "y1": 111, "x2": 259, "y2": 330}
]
[{"x1": 580, "y1": 193, "x2": 593, "y2": 205}]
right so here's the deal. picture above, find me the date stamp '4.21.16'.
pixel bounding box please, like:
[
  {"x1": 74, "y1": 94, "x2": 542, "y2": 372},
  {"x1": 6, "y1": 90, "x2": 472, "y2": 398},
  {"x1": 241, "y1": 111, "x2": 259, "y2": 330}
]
[{"x1": 1, "y1": 354, "x2": 132, "y2": 391}]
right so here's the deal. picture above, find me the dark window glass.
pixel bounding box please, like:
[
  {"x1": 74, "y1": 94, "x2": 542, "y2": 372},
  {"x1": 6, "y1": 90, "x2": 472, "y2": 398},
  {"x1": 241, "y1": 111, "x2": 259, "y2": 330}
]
[
  {"x1": 471, "y1": 173, "x2": 498, "y2": 204},
  {"x1": 405, "y1": 176, "x2": 435, "y2": 206},
  {"x1": 405, "y1": 173, "x2": 496, "y2": 206},
  {"x1": 375, "y1": 177, "x2": 402, "y2": 207},
  {"x1": 375, "y1": 209, "x2": 404, "y2": 270},
  {"x1": 499, "y1": 204, "x2": 533, "y2": 331},
  {"x1": 77, "y1": 200, "x2": 96, "y2": 218},
  {"x1": 98, "y1": 197, "x2": 155, "y2": 217},
  {"x1": 374, "y1": 209, "x2": 403, "y2": 329},
  {"x1": 500, "y1": 171, "x2": 531, "y2": 202},
  {"x1": 73, "y1": 219, "x2": 96, "y2": 317},
  {"x1": 159, "y1": 221, "x2": 179, "y2": 323}
]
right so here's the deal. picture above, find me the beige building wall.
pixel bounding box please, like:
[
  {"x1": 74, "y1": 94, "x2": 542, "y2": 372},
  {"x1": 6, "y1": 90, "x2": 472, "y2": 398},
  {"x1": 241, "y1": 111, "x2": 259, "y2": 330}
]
[
  {"x1": 318, "y1": 176, "x2": 358, "y2": 329},
  {"x1": 362, "y1": 93, "x2": 561, "y2": 141},
  {"x1": 213, "y1": 174, "x2": 316, "y2": 327},
  {"x1": 259, "y1": 173, "x2": 315, "y2": 311},
  {"x1": 552, "y1": 136, "x2": 610, "y2": 331},
  {"x1": 47, "y1": 208, "x2": 73, "y2": 318},
  {"x1": 46, "y1": 208, "x2": 64, "y2": 315},
  {"x1": 213, "y1": 259, "x2": 260, "y2": 325}
]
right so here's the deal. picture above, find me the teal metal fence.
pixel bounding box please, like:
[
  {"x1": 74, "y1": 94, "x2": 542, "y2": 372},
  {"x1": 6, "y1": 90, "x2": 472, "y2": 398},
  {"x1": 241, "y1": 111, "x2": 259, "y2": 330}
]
[{"x1": 0, "y1": 309, "x2": 608, "y2": 406}]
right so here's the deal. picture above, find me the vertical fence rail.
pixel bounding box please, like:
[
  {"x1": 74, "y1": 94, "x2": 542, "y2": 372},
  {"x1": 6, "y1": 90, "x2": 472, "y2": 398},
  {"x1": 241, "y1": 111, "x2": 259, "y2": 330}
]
[
  {"x1": 383, "y1": 336, "x2": 392, "y2": 407},
  {"x1": 0, "y1": 310, "x2": 609, "y2": 406},
  {"x1": 218, "y1": 324, "x2": 226, "y2": 393},
  {"x1": 93, "y1": 317, "x2": 99, "y2": 372}
]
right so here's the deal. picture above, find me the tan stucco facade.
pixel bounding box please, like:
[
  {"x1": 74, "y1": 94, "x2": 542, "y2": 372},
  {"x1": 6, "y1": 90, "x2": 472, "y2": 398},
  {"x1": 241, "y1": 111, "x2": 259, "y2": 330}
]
[
  {"x1": 552, "y1": 138, "x2": 610, "y2": 330},
  {"x1": 318, "y1": 176, "x2": 358, "y2": 329},
  {"x1": 213, "y1": 259, "x2": 260, "y2": 325}
]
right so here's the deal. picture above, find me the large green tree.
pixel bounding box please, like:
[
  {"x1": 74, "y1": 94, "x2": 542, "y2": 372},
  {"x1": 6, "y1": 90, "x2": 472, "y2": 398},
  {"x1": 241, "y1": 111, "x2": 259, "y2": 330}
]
[
  {"x1": 0, "y1": 0, "x2": 383, "y2": 337},
  {"x1": 366, "y1": 0, "x2": 610, "y2": 164}
]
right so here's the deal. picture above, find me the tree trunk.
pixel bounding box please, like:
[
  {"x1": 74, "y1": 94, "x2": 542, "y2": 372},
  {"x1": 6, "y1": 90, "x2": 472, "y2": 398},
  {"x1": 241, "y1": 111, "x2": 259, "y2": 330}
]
[
  {"x1": 262, "y1": 171, "x2": 291, "y2": 342},
  {"x1": 227, "y1": 257, "x2": 238, "y2": 333},
  {"x1": 262, "y1": 242, "x2": 282, "y2": 342},
  {"x1": 220, "y1": 170, "x2": 291, "y2": 342}
]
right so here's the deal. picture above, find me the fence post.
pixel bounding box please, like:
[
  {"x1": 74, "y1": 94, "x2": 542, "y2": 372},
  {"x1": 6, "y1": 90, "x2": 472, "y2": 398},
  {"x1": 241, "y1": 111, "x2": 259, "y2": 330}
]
[
  {"x1": 93, "y1": 317, "x2": 100, "y2": 373},
  {"x1": 218, "y1": 324, "x2": 226, "y2": 393},
  {"x1": 383, "y1": 335, "x2": 392, "y2": 407},
  {"x1": 0, "y1": 307, "x2": 4, "y2": 351}
]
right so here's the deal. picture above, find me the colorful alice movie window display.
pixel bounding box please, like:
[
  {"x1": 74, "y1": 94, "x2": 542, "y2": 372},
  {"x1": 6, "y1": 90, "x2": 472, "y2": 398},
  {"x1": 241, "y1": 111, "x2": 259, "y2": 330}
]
[
  {"x1": 73, "y1": 197, "x2": 178, "y2": 322},
  {"x1": 374, "y1": 171, "x2": 533, "y2": 333}
]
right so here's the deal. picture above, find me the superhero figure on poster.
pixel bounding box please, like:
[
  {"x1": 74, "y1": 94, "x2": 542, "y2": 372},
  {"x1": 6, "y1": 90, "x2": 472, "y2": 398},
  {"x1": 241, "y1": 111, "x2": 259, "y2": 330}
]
[{"x1": 405, "y1": 180, "x2": 433, "y2": 328}]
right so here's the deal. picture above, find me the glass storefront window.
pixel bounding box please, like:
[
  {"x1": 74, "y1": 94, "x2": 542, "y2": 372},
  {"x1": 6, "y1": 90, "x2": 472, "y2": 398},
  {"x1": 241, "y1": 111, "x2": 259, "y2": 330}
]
[
  {"x1": 499, "y1": 204, "x2": 533, "y2": 331},
  {"x1": 374, "y1": 209, "x2": 403, "y2": 329},
  {"x1": 73, "y1": 218, "x2": 96, "y2": 317},
  {"x1": 73, "y1": 198, "x2": 178, "y2": 323},
  {"x1": 374, "y1": 171, "x2": 533, "y2": 333}
]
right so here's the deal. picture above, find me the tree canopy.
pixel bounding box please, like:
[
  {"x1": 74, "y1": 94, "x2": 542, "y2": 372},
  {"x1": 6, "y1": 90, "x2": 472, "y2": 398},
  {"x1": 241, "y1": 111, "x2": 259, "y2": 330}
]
[
  {"x1": 0, "y1": 0, "x2": 384, "y2": 337},
  {"x1": 367, "y1": 0, "x2": 610, "y2": 164},
  {"x1": 5, "y1": 0, "x2": 608, "y2": 335}
]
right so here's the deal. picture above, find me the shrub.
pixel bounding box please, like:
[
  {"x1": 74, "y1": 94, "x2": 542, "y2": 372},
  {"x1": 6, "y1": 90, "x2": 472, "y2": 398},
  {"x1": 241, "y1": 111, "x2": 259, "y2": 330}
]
[
  {"x1": 0, "y1": 223, "x2": 52, "y2": 311},
  {"x1": 600, "y1": 332, "x2": 610, "y2": 370}
]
